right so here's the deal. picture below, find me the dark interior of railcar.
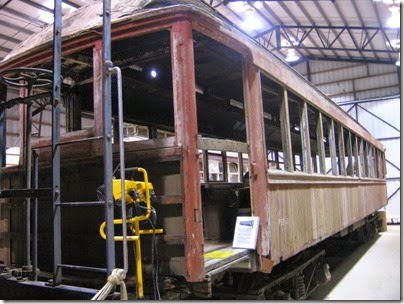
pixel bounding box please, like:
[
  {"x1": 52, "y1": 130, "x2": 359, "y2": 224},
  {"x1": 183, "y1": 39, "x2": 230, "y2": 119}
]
[
  {"x1": 192, "y1": 31, "x2": 251, "y2": 265},
  {"x1": 25, "y1": 28, "x2": 254, "y2": 283}
]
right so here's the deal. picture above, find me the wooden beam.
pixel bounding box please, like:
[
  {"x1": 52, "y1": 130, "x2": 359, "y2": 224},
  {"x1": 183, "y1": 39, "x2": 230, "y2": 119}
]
[
  {"x1": 365, "y1": 142, "x2": 370, "y2": 177},
  {"x1": 359, "y1": 139, "x2": 366, "y2": 177},
  {"x1": 328, "y1": 120, "x2": 338, "y2": 176},
  {"x1": 280, "y1": 89, "x2": 293, "y2": 172},
  {"x1": 316, "y1": 112, "x2": 326, "y2": 174},
  {"x1": 337, "y1": 125, "x2": 347, "y2": 176},
  {"x1": 354, "y1": 136, "x2": 361, "y2": 178},
  {"x1": 242, "y1": 58, "x2": 270, "y2": 258},
  {"x1": 171, "y1": 20, "x2": 204, "y2": 282},
  {"x1": 93, "y1": 41, "x2": 103, "y2": 137},
  {"x1": 300, "y1": 101, "x2": 312, "y2": 173},
  {"x1": 347, "y1": 131, "x2": 354, "y2": 176}
]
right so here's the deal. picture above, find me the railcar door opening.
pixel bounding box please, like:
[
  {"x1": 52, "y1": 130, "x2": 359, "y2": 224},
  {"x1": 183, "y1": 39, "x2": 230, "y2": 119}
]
[{"x1": 192, "y1": 31, "x2": 252, "y2": 273}]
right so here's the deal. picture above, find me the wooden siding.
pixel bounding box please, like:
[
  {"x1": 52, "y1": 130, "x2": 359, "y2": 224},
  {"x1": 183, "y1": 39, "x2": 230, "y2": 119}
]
[{"x1": 267, "y1": 171, "x2": 387, "y2": 264}]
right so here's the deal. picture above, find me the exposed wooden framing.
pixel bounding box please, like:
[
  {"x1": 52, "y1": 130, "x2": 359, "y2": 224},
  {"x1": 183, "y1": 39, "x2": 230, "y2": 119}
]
[
  {"x1": 300, "y1": 102, "x2": 312, "y2": 174},
  {"x1": 337, "y1": 125, "x2": 346, "y2": 176},
  {"x1": 93, "y1": 41, "x2": 103, "y2": 137},
  {"x1": 328, "y1": 120, "x2": 338, "y2": 176},
  {"x1": 316, "y1": 112, "x2": 326, "y2": 174},
  {"x1": 347, "y1": 132, "x2": 354, "y2": 176},
  {"x1": 365, "y1": 142, "x2": 370, "y2": 177},
  {"x1": 354, "y1": 136, "x2": 361, "y2": 178},
  {"x1": 202, "y1": 150, "x2": 209, "y2": 183},
  {"x1": 311, "y1": 154, "x2": 318, "y2": 173},
  {"x1": 171, "y1": 20, "x2": 204, "y2": 282},
  {"x1": 222, "y1": 151, "x2": 228, "y2": 182},
  {"x1": 242, "y1": 59, "x2": 270, "y2": 262},
  {"x1": 359, "y1": 139, "x2": 366, "y2": 177},
  {"x1": 280, "y1": 89, "x2": 293, "y2": 172},
  {"x1": 237, "y1": 152, "x2": 243, "y2": 183},
  {"x1": 197, "y1": 136, "x2": 248, "y2": 153}
]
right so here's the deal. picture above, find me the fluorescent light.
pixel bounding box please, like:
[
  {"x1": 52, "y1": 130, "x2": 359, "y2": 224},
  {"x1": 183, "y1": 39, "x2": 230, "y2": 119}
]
[
  {"x1": 150, "y1": 68, "x2": 158, "y2": 78},
  {"x1": 230, "y1": 1, "x2": 248, "y2": 12},
  {"x1": 387, "y1": 5, "x2": 400, "y2": 28},
  {"x1": 387, "y1": 39, "x2": 400, "y2": 49},
  {"x1": 395, "y1": 53, "x2": 400, "y2": 66},
  {"x1": 285, "y1": 50, "x2": 300, "y2": 62},
  {"x1": 281, "y1": 38, "x2": 298, "y2": 47},
  {"x1": 254, "y1": 1, "x2": 263, "y2": 9},
  {"x1": 242, "y1": 14, "x2": 263, "y2": 31}
]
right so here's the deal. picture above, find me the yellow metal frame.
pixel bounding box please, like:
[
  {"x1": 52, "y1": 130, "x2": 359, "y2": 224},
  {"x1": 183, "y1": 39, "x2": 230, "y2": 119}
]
[{"x1": 99, "y1": 167, "x2": 163, "y2": 298}]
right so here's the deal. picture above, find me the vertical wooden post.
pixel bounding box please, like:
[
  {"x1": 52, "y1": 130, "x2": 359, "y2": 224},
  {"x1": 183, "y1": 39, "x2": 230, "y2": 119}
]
[
  {"x1": 316, "y1": 112, "x2": 326, "y2": 174},
  {"x1": 93, "y1": 41, "x2": 104, "y2": 137},
  {"x1": 242, "y1": 58, "x2": 271, "y2": 262},
  {"x1": 354, "y1": 136, "x2": 361, "y2": 178},
  {"x1": 237, "y1": 152, "x2": 243, "y2": 183},
  {"x1": 347, "y1": 132, "x2": 354, "y2": 176},
  {"x1": 359, "y1": 139, "x2": 365, "y2": 177},
  {"x1": 202, "y1": 150, "x2": 209, "y2": 183},
  {"x1": 300, "y1": 101, "x2": 312, "y2": 173},
  {"x1": 171, "y1": 20, "x2": 204, "y2": 282},
  {"x1": 0, "y1": 84, "x2": 6, "y2": 168},
  {"x1": 222, "y1": 151, "x2": 228, "y2": 182},
  {"x1": 328, "y1": 120, "x2": 338, "y2": 176},
  {"x1": 280, "y1": 89, "x2": 293, "y2": 172},
  {"x1": 337, "y1": 125, "x2": 346, "y2": 176},
  {"x1": 365, "y1": 142, "x2": 370, "y2": 177}
]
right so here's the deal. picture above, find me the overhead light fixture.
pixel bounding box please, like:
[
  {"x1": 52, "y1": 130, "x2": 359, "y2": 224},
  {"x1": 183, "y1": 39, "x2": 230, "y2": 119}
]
[
  {"x1": 395, "y1": 53, "x2": 400, "y2": 66},
  {"x1": 285, "y1": 49, "x2": 300, "y2": 62},
  {"x1": 387, "y1": 39, "x2": 400, "y2": 49},
  {"x1": 230, "y1": 1, "x2": 249, "y2": 12},
  {"x1": 150, "y1": 68, "x2": 158, "y2": 78},
  {"x1": 387, "y1": 5, "x2": 400, "y2": 28},
  {"x1": 281, "y1": 38, "x2": 299, "y2": 47},
  {"x1": 242, "y1": 14, "x2": 263, "y2": 31},
  {"x1": 253, "y1": 1, "x2": 263, "y2": 9}
]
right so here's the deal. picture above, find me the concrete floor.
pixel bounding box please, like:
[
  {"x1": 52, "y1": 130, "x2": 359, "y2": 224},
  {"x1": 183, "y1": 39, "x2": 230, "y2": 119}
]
[{"x1": 309, "y1": 225, "x2": 401, "y2": 300}]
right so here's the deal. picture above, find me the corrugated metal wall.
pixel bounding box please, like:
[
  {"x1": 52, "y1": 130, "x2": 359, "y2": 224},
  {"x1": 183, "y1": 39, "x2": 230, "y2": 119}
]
[
  {"x1": 294, "y1": 60, "x2": 400, "y2": 223},
  {"x1": 294, "y1": 60, "x2": 400, "y2": 103}
]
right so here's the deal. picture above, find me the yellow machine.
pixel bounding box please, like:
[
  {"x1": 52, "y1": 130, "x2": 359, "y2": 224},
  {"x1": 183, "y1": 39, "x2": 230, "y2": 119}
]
[{"x1": 99, "y1": 167, "x2": 163, "y2": 299}]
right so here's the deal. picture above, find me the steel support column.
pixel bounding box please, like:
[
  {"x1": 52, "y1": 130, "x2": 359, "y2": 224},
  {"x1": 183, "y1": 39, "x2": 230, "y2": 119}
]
[
  {"x1": 102, "y1": 0, "x2": 116, "y2": 275},
  {"x1": 52, "y1": 0, "x2": 62, "y2": 285},
  {"x1": 0, "y1": 84, "x2": 6, "y2": 169}
]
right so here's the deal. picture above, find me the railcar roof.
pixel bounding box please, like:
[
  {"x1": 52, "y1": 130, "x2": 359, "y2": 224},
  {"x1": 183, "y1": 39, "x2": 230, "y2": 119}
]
[{"x1": 1, "y1": 0, "x2": 229, "y2": 64}]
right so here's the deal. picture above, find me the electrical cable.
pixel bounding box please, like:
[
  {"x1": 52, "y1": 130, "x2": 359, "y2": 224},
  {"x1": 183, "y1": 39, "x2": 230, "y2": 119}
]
[{"x1": 130, "y1": 203, "x2": 161, "y2": 299}]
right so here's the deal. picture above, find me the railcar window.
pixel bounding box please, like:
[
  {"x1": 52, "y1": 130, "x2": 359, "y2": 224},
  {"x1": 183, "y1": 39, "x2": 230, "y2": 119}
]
[
  {"x1": 109, "y1": 30, "x2": 175, "y2": 141},
  {"x1": 287, "y1": 91, "x2": 305, "y2": 172},
  {"x1": 335, "y1": 123, "x2": 346, "y2": 176},
  {"x1": 345, "y1": 129, "x2": 354, "y2": 177},
  {"x1": 306, "y1": 104, "x2": 319, "y2": 174},
  {"x1": 193, "y1": 31, "x2": 247, "y2": 183},
  {"x1": 260, "y1": 73, "x2": 289, "y2": 171},
  {"x1": 322, "y1": 116, "x2": 338, "y2": 175},
  {"x1": 34, "y1": 47, "x2": 95, "y2": 136}
]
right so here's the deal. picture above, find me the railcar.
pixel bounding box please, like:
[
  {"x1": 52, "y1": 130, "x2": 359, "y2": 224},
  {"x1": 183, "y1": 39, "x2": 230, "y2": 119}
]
[{"x1": 0, "y1": 0, "x2": 387, "y2": 300}]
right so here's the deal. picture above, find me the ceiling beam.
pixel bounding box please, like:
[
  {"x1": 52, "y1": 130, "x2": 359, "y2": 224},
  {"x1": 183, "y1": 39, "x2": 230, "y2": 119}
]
[
  {"x1": 372, "y1": 1, "x2": 394, "y2": 61},
  {"x1": 300, "y1": 55, "x2": 397, "y2": 65},
  {"x1": 0, "y1": 19, "x2": 35, "y2": 35},
  {"x1": 350, "y1": 0, "x2": 379, "y2": 60},
  {"x1": 276, "y1": 1, "x2": 329, "y2": 58},
  {"x1": 0, "y1": 33, "x2": 21, "y2": 44},
  {"x1": 1, "y1": 6, "x2": 47, "y2": 27}
]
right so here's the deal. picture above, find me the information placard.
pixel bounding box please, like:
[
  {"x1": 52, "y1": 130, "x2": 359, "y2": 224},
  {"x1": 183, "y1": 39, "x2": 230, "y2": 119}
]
[{"x1": 232, "y1": 216, "x2": 260, "y2": 250}]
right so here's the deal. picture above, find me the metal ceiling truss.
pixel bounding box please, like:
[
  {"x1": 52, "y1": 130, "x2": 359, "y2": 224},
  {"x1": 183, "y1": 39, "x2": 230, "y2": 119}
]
[{"x1": 255, "y1": 25, "x2": 399, "y2": 55}]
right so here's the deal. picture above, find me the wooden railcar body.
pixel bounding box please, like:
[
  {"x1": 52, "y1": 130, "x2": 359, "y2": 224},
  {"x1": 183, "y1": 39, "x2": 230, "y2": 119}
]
[{"x1": 0, "y1": 0, "x2": 387, "y2": 294}]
